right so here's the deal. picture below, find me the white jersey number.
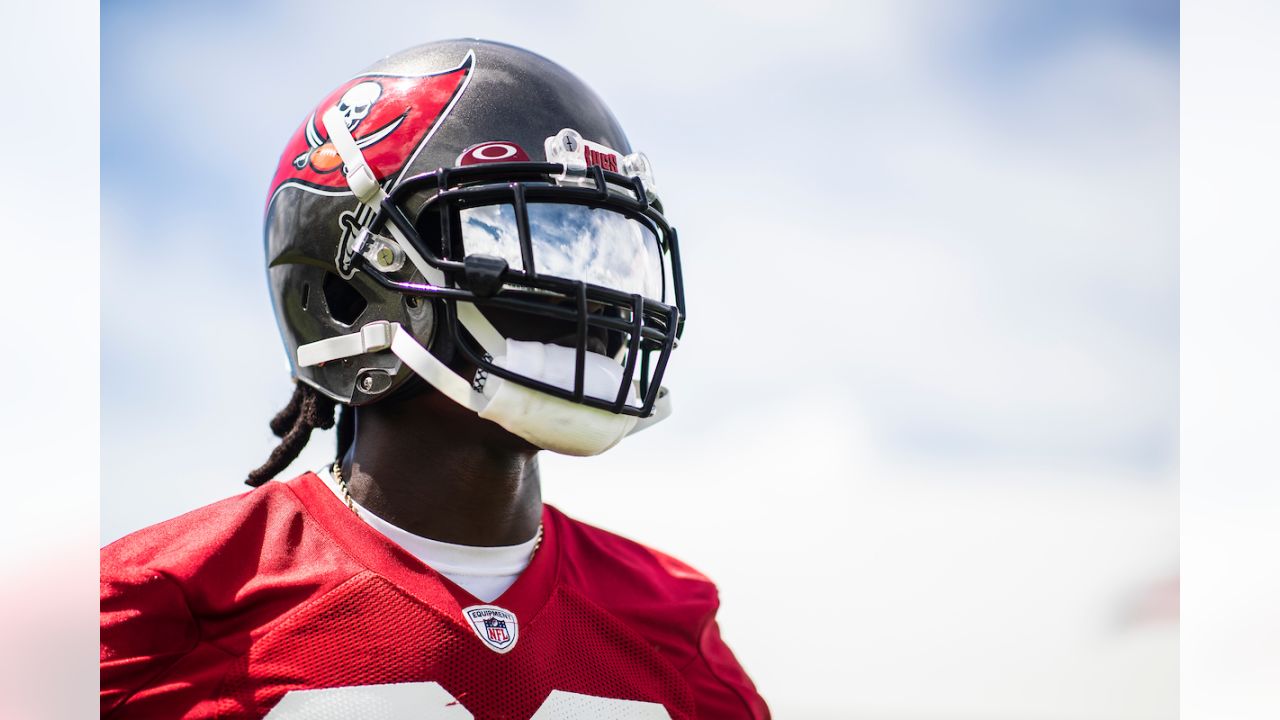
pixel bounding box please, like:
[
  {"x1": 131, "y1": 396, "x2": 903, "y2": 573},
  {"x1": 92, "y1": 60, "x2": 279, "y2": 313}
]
[{"x1": 264, "y1": 682, "x2": 672, "y2": 719}]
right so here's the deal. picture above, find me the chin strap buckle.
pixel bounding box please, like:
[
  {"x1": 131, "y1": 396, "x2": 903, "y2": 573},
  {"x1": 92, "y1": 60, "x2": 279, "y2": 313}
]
[
  {"x1": 322, "y1": 106, "x2": 389, "y2": 207},
  {"x1": 297, "y1": 321, "x2": 394, "y2": 368},
  {"x1": 359, "y1": 321, "x2": 393, "y2": 353}
]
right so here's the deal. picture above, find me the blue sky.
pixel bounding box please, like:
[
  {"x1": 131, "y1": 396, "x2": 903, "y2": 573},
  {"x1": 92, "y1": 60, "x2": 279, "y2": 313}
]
[
  {"x1": 102, "y1": 2, "x2": 1177, "y2": 716},
  {"x1": 103, "y1": 0, "x2": 1178, "y2": 476}
]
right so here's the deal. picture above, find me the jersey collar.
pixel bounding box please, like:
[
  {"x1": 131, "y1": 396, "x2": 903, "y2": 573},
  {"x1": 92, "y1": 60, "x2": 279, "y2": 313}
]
[{"x1": 285, "y1": 471, "x2": 561, "y2": 626}]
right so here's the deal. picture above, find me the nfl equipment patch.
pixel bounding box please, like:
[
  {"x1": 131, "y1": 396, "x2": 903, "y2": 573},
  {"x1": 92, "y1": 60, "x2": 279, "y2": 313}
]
[{"x1": 462, "y1": 604, "x2": 519, "y2": 654}]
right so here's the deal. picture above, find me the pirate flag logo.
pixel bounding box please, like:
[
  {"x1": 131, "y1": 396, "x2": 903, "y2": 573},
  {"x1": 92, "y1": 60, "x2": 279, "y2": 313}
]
[{"x1": 267, "y1": 50, "x2": 474, "y2": 204}]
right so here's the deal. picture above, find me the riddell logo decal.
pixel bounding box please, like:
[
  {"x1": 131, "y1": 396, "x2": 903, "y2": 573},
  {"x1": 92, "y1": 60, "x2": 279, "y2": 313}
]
[
  {"x1": 267, "y1": 51, "x2": 474, "y2": 204},
  {"x1": 462, "y1": 604, "x2": 519, "y2": 654}
]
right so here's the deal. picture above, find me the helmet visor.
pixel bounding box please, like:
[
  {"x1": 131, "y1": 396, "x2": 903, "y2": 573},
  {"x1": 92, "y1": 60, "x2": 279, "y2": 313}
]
[{"x1": 459, "y1": 203, "x2": 665, "y2": 301}]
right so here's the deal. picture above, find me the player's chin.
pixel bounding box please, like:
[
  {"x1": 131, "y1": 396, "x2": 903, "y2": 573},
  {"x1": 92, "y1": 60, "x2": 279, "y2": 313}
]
[
  {"x1": 419, "y1": 380, "x2": 544, "y2": 455},
  {"x1": 477, "y1": 416, "x2": 544, "y2": 455}
]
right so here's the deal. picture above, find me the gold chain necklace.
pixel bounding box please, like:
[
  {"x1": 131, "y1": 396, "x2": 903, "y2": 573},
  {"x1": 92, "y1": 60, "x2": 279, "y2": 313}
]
[
  {"x1": 331, "y1": 461, "x2": 544, "y2": 556},
  {"x1": 332, "y1": 461, "x2": 359, "y2": 515}
]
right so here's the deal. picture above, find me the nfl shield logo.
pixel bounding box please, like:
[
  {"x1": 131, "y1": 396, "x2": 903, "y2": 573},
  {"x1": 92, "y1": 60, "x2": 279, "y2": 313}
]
[
  {"x1": 484, "y1": 617, "x2": 510, "y2": 643},
  {"x1": 462, "y1": 604, "x2": 519, "y2": 654}
]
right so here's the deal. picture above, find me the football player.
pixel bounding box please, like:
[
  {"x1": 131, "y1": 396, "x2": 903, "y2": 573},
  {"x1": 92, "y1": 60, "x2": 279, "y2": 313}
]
[{"x1": 101, "y1": 39, "x2": 769, "y2": 719}]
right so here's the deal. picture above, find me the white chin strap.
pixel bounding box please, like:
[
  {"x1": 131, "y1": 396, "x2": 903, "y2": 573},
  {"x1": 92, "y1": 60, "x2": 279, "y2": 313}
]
[
  {"x1": 295, "y1": 107, "x2": 671, "y2": 456},
  {"x1": 297, "y1": 319, "x2": 669, "y2": 455}
]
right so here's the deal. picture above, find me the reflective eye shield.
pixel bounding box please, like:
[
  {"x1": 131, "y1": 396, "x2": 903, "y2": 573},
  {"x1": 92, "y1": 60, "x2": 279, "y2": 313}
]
[
  {"x1": 347, "y1": 162, "x2": 686, "y2": 417},
  {"x1": 459, "y1": 203, "x2": 665, "y2": 303}
]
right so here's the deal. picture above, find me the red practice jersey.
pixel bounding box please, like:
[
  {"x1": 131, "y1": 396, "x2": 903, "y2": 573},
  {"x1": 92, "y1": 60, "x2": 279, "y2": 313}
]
[{"x1": 100, "y1": 472, "x2": 769, "y2": 719}]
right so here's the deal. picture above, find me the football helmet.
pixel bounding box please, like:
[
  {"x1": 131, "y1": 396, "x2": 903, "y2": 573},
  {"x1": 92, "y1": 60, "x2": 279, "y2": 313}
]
[{"x1": 264, "y1": 40, "x2": 685, "y2": 456}]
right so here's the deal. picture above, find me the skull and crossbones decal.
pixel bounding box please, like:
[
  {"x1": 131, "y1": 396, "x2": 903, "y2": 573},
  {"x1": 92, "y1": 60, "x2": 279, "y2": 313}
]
[
  {"x1": 292, "y1": 80, "x2": 407, "y2": 172},
  {"x1": 336, "y1": 81, "x2": 382, "y2": 130}
]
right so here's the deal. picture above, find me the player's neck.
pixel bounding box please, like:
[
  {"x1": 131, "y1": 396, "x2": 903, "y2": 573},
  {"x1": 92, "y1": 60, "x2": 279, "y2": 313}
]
[{"x1": 339, "y1": 397, "x2": 542, "y2": 547}]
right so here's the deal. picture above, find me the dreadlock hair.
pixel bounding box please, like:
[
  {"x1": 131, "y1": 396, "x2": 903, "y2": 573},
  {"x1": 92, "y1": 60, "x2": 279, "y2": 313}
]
[{"x1": 245, "y1": 382, "x2": 353, "y2": 487}]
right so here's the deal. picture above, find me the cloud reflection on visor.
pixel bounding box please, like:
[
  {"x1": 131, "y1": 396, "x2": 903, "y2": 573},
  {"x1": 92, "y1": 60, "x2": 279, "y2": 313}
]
[{"x1": 460, "y1": 203, "x2": 664, "y2": 301}]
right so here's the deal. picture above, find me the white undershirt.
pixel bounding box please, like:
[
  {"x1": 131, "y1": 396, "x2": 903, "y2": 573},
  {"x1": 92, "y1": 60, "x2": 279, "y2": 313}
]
[{"x1": 318, "y1": 467, "x2": 537, "y2": 602}]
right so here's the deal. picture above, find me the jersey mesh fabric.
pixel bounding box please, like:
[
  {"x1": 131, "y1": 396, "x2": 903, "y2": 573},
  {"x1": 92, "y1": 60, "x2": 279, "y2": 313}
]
[
  {"x1": 214, "y1": 574, "x2": 695, "y2": 719},
  {"x1": 101, "y1": 473, "x2": 769, "y2": 719}
]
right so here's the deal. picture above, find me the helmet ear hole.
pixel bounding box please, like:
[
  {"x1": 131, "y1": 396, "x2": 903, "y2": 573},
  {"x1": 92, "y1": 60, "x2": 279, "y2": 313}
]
[{"x1": 322, "y1": 272, "x2": 368, "y2": 326}]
